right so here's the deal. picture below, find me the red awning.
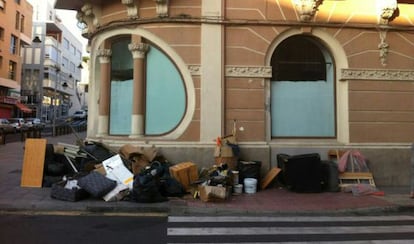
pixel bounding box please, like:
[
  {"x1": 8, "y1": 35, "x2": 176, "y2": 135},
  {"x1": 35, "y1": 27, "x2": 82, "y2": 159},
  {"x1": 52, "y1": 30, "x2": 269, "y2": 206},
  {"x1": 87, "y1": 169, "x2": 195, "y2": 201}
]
[{"x1": 15, "y1": 102, "x2": 32, "y2": 113}]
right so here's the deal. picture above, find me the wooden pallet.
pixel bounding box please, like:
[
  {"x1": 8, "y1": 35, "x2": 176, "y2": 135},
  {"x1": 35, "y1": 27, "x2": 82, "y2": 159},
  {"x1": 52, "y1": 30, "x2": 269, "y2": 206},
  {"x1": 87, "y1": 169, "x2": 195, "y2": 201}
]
[{"x1": 338, "y1": 172, "x2": 376, "y2": 188}]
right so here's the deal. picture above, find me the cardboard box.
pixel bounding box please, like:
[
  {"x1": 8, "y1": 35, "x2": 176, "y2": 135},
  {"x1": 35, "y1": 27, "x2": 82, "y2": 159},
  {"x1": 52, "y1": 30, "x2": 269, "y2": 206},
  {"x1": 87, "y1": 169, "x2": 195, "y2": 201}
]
[
  {"x1": 199, "y1": 185, "x2": 229, "y2": 202},
  {"x1": 214, "y1": 145, "x2": 234, "y2": 157},
  {"x1": 169, "y1": 162, "x2": 198, "y2": 191},
  {"x1": 119, "y1": 144, "x2": 157, "y2": 161}
]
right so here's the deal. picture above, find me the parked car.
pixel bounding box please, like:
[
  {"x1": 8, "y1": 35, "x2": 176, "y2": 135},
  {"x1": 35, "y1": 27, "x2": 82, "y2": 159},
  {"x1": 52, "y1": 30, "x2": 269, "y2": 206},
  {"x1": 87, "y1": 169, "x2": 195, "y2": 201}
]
[
  {"x1": 73, "y1": 110, "x2": 87, "y2": 119},
  {"x1": 0, "y1": 118, "x2": 16, "y2": 133},
  {"x1": 25, "y1": 118, "x2": 45, "y2": 128},
  {"x1": 8, "y1": 118, "x2": 26, "y2": 131}
]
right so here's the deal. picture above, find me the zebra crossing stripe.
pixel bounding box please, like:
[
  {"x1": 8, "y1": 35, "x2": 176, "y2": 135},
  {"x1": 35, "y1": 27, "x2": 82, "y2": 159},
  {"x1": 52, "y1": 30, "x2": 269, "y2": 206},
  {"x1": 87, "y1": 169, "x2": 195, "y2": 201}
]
[
  {"x1": 168, "y1": 225, "x2": 414, "y2": 236},
  {"x1": 168, "y1": 241, "x2": 414, "y2": 244},
  {"x1": 168, "y1": 215, "x2": 414, "y2": 223}
]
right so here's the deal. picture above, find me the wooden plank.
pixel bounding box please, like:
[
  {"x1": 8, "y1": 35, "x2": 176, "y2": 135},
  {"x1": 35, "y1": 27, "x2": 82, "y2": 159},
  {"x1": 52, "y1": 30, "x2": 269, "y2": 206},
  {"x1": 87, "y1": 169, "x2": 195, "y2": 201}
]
[
  {"x1": 20, "y1": 138, "x2": 47, "y2": 187},
  {"x1": 339, "y1": 172, "x2": 374, "y2": 179},
  {"x1": 261, "y1": 167, "x2": 281, "y2": 190},
  {"x1": 338, "y1": 172, "x2": 376, "y2": 187}
]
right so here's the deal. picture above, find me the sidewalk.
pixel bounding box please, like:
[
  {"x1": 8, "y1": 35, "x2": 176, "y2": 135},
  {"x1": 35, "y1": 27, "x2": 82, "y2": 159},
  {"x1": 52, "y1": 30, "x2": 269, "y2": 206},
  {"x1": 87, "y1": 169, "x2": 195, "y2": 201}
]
[{"x1": 0, "y1": 132, "x2": 413, "y2": 216}]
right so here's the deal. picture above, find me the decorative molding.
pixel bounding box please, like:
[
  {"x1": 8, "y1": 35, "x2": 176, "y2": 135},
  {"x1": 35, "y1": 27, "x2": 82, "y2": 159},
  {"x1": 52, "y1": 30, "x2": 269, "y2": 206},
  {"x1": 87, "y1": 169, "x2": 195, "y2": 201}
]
[
  {"x1": 188, "y1": 65, "x2": 201, "y2": 76},
  {"x1": 97, "y1": 49, "x2": 112, "y2": 63},
  {"x1": 340, "y1": 69, "x2": 414, "y2": 81},
  {"x1": 226, "y1": 66, "x2": 272, "y2": 78},
  {"x1": 293, "y1": 0, "x2": 323, "y2": 22},
  {"x1": 128, "y1": 43, "x2": 150, "y2": 59},
  {"x1": 378, "y1": 30, "x2": 389, "y2": 66},
  {"x1": 77, "y1": 3, "x2": 100, "y2": 35},
  {"x1": 121, "y1": 0, "x2": 139, "y2": 18},
  {"x1": 187, "y1": 65, "x2": 272, "y2": 77},
  {"x1": 154, "y1": 0, "x2": 169, "y2": 18},
  {"x1": 377, "y1": 0, "x2": 398, "y2": 25}
]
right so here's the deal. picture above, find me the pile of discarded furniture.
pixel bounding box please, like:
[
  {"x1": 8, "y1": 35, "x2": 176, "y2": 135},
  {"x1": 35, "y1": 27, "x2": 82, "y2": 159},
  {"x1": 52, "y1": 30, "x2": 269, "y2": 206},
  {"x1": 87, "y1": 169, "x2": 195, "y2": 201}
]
[
  {"x1": 275, "y1": 150, "x2": 380, "y2": 196},
  {"x1": 20, "y1": 133, "x2": 380, "y2": 204}
]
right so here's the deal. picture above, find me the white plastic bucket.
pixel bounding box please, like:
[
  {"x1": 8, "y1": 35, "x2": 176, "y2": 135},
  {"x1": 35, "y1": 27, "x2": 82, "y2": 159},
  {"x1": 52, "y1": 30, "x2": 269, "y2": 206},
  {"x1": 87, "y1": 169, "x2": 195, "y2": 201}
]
[
  {"x1": 234, "y1": 184, "x2": 243, "y2": 195},
  {"x1": 244, "y1": 178, "x2": 257, "y2": 194}
]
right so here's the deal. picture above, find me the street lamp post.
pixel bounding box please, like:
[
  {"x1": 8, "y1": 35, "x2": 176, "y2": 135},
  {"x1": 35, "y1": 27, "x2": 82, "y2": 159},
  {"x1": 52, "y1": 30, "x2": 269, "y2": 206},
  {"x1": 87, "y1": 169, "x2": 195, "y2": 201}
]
[
  {"x1": 52, "y1": 67, "x2": 60, "y2": 136},
  {"x1": 52, "y1": 66, "x2": 69, "y2": 136}
]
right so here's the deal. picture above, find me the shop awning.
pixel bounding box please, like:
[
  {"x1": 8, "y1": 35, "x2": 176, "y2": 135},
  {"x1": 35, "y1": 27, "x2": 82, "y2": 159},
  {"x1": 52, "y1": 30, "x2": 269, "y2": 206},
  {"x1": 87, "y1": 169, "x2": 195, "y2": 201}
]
[{"x1": 15, "y1": 102, "x2": 32, "y2": 113}]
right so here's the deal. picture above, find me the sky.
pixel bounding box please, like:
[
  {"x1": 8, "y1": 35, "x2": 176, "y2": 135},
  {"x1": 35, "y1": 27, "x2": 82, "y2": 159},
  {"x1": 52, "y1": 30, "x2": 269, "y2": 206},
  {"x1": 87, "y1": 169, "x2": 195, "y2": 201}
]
[{"x1": 56, "y1": 9, "x2": 89, "y2": 55}]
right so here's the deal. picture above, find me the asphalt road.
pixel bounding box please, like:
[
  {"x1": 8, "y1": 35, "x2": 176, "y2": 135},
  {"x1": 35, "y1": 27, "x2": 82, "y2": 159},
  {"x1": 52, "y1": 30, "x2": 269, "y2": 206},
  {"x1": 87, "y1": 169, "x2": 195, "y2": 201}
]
[
  {"x1": 0, "y1": 213, "x2": 167, "y2": 244},
  {"x1": 2, "y1": 214, "x2": 414, "y2": 244}
]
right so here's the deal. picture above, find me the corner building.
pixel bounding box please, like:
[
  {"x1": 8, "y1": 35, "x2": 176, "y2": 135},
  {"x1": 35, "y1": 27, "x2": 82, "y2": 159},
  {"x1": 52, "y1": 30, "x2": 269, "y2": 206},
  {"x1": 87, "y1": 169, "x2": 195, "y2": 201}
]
[
  {"x1": 0, "y1": 0, "x2": 33, "y2": 118},
  {"x1": 55, "y1": 0, "x2": 414, "y2": 187}
]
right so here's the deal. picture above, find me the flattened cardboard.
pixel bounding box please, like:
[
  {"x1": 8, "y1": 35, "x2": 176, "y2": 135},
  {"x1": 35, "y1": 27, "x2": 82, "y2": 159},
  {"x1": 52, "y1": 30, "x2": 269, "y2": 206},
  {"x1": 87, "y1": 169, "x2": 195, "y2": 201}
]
[
  {"x1": 102, "y1": 154, "x2": 134, "y2": 189},
  {"x1": 21, "y1": 139, "x2": 47, "y2": 187}
]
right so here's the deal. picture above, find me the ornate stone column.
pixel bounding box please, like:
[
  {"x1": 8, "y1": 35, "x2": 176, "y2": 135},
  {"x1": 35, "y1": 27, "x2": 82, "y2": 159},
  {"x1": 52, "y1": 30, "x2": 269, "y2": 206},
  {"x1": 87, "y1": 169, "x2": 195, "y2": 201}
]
[
  {"x1": 128, "y1": 42, "x2": 149, "y2": 138},
  {"x1": 97, "y1": 49, "x2": 112, "y2": 137}
]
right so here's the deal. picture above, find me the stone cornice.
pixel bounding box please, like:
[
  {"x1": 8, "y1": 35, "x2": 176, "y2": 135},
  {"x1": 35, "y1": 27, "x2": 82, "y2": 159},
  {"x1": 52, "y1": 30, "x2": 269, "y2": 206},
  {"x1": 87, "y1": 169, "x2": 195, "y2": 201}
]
[
  {"x1": 187, "y1": 65, "x2": 272, "y2": 78},
  {"x1": 340, "y1": 68, "x2": 414, "y2": 81}
]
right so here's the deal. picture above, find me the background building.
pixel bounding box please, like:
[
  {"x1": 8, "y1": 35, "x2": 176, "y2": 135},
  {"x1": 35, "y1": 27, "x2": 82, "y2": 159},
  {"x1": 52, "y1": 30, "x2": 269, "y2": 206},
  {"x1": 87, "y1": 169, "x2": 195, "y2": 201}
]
[
  {"x1": 0, "y1": 0, "x2": 33, "y2": 118},
  {"x1": 22, "y1": 0, "x2": 83, "y2": 122},
  {"x1": 55, "y1": 0, "x2": 414, "y2": 187}
]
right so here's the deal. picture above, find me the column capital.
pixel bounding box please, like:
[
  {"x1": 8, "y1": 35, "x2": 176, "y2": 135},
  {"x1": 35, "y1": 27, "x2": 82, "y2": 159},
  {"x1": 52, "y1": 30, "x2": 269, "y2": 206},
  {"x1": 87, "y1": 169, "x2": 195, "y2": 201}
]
[
  {"x1": 153, "y1": 0, "x2": 169, "y2": 17},
  {"x1": 97, "y1": 49, "x2": 112, "y2": 63},
  {"x1": 128, "y1": 43, "x2": 150, "y2": 59},
  {"x1": 121, "y1": 0, "x2": 139, "y2": 18}
]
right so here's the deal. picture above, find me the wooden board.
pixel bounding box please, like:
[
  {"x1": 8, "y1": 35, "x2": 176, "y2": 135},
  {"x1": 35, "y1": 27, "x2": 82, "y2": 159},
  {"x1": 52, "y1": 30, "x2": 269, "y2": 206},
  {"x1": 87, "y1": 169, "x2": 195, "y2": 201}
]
[
  {"x1": 20, "y1": 138, "x2": 47, "y2": 187},
  {"x1": 261, "y1": 167, "x2": 281, "y2": 190}
]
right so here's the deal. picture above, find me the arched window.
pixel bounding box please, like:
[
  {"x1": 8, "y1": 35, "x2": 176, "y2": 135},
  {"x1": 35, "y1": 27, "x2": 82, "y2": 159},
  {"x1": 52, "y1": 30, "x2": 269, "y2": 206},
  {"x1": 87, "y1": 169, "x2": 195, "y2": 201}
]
[
  {"x1": 145, "y1": 45, "x2": 186, "y2": 135},
  {"x1": 110, "y1": 37, "x2": 133, "y2": 135},
  {"x1": 108, "y1": 37, "x2": 186, "y2": 136},
  {"x1": 270, "y1": 35, "x2": 335, "y2": 138}
]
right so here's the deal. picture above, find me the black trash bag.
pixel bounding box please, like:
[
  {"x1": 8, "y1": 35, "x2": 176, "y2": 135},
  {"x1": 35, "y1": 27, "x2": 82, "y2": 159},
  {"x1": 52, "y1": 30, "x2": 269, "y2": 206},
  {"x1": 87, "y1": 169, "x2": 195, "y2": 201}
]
[
  {"x1": 46, "y1": 162, "x2": 66, "y2": 176},
  {"x1": 131, "y1": 169, "x2": 168, "y2": 203},
  {"x1": 43, "y1": 175, "x2": 64, "y2": 187},
  {"x1": 159, "y1": 177, "x2": 186, "y2": 197}
]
